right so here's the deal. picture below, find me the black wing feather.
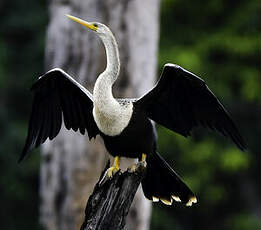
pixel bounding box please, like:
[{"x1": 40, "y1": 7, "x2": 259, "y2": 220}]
[
  {"x1": 135, "y1": 64, "x2": 246, "y2": 150},
  {"x1": 19, "y1": 68, "x2": 99, "y2": 162}
]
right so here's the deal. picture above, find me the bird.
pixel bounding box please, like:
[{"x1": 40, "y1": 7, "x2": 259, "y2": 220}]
[{"x1": 20, "y1": 14, "x2": 247, "y2": 207}]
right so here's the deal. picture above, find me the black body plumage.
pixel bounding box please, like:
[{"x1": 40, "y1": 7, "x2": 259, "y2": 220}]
[
  {"x1": 100, "y1": 107, "x2": 156, "y2": 159},
  {"x1": 20, "y1": 64, "x2": 247, "y2": 205}
]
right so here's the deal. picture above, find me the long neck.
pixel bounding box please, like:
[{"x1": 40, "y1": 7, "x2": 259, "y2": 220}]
[
  {"x1": 102, "y1": 33, "x2": 120, "y2": 80},
  {"x1": 93, "y1": 30, "x2": 120, "y2": 105}
]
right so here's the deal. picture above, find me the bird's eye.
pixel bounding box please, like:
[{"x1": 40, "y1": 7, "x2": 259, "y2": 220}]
[{"x1": 93, "y1": 23, "x2": 98, "y2": 27}]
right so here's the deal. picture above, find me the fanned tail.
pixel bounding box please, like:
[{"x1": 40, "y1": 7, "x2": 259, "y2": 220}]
[{"x1": 141, "y1": 151, "x2": 197, "y2": 206}]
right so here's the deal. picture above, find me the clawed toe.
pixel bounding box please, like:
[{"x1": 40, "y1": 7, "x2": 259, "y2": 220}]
[
  {"x1": 99, "y1": 156, "x2": 121, "y2": 186},
  {"x1": 107, "y1": 166, "x2": 120, "y2": 178},
  {"x1": 99, "y1": 166, "x2": 120, "y2": 186},
  {"x1": 128, "y1": 153, "x2": 147, "y2": 173},
  {"x1": 128, "y1": 161, "x2": 147, "y2": 173}
]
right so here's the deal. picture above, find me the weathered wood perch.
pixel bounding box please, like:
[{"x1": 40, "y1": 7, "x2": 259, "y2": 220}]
[{"x1": 80, "y1": 161, "x2": 146, "y2": 230}]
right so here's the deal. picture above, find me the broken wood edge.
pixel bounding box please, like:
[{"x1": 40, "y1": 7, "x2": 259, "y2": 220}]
[{"x1": 80, "y1": 160, "x2": 146, "y2": 230}]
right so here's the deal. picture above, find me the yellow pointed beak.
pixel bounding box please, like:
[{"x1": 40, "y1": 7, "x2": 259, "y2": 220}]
[{"x1": 66, "y1": 14, "x2": 98, "y2": 31}]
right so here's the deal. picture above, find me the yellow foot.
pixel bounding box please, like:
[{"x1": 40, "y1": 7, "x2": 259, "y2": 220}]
[
  {"x1": 128, "y1": 161, "x2": 147, "y2": 172},
  {"x1": 128, "y1": 153, "x2": 147, "y2": 173},
  {"x1": 99, "y1": 156, "x2": 121, "y2": 186},
  {"x1": 106, "y1": 166, "x2": 120, "y2": 178}
]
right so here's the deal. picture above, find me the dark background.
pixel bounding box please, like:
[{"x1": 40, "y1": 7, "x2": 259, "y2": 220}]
[{"x1": 0, "y1": 0, "x2": 260, "y2": 229}]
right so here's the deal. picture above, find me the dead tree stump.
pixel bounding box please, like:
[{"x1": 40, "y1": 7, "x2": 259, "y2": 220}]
[{"x1": 80, "y1": 161, "x2": 146, "y2": 230}]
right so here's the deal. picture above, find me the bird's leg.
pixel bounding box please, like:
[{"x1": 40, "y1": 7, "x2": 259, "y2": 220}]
[
  {"x1": 129, "y1": 153, "x2": 147, "y2": 173},
  {"x1": 141, "y1": 153, "x2": 147, "y2": 167},
  {"x1": 107, "y1": 156, "x2": 121, "y2": 178}
]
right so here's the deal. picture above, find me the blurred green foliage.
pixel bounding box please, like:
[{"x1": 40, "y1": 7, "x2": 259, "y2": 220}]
[
  {"x1": 0, "y1": 0, "x2": 47, "y2": 229},
  {"x1": 0, "y1": 0, "x2": 261, "y2": 229},
  {"x1": 152, "y1": 0, "x2": 261, "y2": 230}
]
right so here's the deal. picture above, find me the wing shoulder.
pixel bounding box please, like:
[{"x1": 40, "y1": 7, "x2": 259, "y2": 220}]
[
  {"x1": 135, "y1": 63, "x2": 206, "y2": 106},
  {"x1": 32, "y1": 68, "x2": 93, "y2": 99},
  {"x1": 20, "y1": 68, "x2": 99, "y2": 162},
  {"x1": 135, "y1": 63, "x2": 247, "y2": 150}
]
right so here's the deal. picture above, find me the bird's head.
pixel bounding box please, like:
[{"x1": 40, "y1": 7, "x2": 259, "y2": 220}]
[{"x1": 66, "y1": 14, "x2": 111, "y2": 37}]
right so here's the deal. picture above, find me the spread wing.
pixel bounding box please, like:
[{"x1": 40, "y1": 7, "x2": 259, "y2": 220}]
[
  {"x1": 19, "y1": 68, "x2": 99, "y2": 162},
  {"x1": 135, "y1": 64, "x2": 246, "y2": 150}
]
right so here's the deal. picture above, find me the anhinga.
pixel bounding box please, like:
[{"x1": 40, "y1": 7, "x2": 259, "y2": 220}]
[{"x1": 20, "y1": 15, "x2": 247, "y2": 206}]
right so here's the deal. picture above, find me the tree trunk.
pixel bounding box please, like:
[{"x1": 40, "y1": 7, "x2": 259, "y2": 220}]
[
  {"x1": 40, "y1": 0, "x2": 160, "y2": 230},
  {"x1": 80, "y1": 161, "x2": 146, "y2": 230}
]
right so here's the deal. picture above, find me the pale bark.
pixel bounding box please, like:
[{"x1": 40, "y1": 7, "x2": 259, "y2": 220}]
[{"x1": 40, "y1": 0, "x2": 160, "y2": 230}]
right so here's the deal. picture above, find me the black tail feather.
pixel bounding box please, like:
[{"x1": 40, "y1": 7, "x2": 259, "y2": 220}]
[{"x1": 141, "y1": 151, "x2": 197, "y2": 206}]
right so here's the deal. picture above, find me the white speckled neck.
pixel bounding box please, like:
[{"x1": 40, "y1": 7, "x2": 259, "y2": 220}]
[
  {"x1": 93, "y1": 28, "x2": 120, "y2": 102},
  {"x1": 102, "y1": 30, "x2": 120, "y2": 80},
  {"x1": 92, "y1": 26, "x2": 132, "y2": 136}
]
